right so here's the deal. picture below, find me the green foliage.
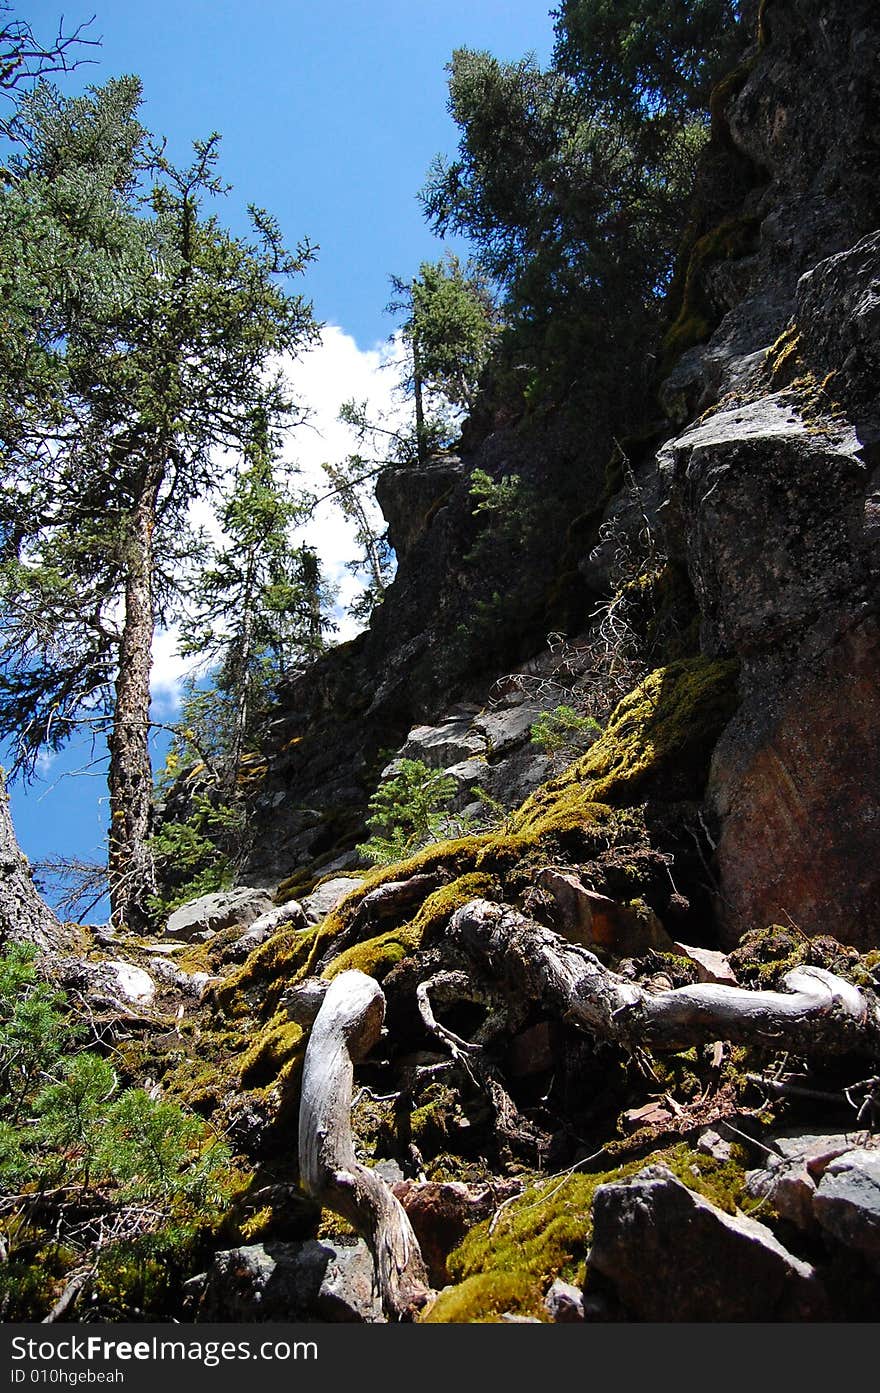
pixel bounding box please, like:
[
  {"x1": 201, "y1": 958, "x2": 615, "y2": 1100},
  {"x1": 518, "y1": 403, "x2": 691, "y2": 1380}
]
[
  {"x1": 530, "y1": 704, "x2": 602, "y2": 760},
  {"x1": 421, "y1": 3, "x2": 746, "y2": 411},
  {"x1": 0, "y1": 944, "x2": 76, "y2": 1119},
  {"x1": 0, "y1": 945, "x2": 234, "y2": 1317},
  {"x1": 178, "y1": 433, "x2": 334, "y2": 788},
  {"x1": 147, "y1": 792, "x2": 242, "y2": 920},
  {"x1": 553, "y1": 0, "x2": 747, "y2": 130},
  {"x1": 357, "y1": 758, "x2": 461, "y2": 865},
  {"x1": 0, "y1": 69, "x2": 318, "y2": 925},
  {"x1": 404, "y1": 253, "x2": 499, "y2": 414}
]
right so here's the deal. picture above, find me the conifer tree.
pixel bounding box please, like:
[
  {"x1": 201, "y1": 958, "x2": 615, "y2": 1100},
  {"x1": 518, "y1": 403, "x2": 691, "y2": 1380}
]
[{"x1": 0, "y1": 76, "x2": 318, "y2": 929}]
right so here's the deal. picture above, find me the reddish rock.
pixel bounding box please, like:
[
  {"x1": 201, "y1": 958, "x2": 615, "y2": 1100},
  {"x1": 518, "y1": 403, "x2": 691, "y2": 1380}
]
[
  {"x1": 709, "y1": 616, "x2": 880, "y2": 949},
  {"x1": 673, "y1": 942, "x2": 739, "y2": 985},
  {"x1": 507, "y1": 1022, "x2": 553, "y2": 1077},
  {"x1": 538, "y1": 869, "x2": 673, "y2": 958},
  {"x1": 392, "y1": 1179, "x2": 523, "y2": 1285}
]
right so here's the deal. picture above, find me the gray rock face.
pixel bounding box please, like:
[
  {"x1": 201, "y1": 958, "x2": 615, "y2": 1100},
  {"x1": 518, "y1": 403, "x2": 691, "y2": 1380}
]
[
  {"x1": 375, "y1": 458, "x2": 465, "y2": 560},
  {"x1": 660, "y1": 396, "x2": 866, "y2": 660},
  {"x1": 300, "y1": 876, "x2": 363, "y2": 925},
  {"x1": 398, "y1": 710, "x2": 487, "y2": 769},
  {"x1": 165, "y1": 887, "x2": 275, "y2": 941},
  {"x1": 797, "y1": 230, "x2": 880, "y2": 419},
  {"x1": 197, "y1": 1240, "x2": 382, "y2": 1322},
  {"x1": 587, "y1": 1165, "x2": 827, "y2": 1321},
  {"x1": 813, "y1": 1149, "x2": 880, "y2": 1264}
]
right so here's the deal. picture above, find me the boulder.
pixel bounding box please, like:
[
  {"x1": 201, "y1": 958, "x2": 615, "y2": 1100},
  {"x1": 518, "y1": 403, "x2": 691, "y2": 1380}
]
[
  {"x1": 813, "y1": 1148, "x2": 880, "y2": 1266},
  {"x1": 538, "y1": 869, "x2": 673, "y2": 958},
  {"x1": 197, "y1": 1240, "x2": 382, "y2": 1323},
  {"x1": 300, "y1": 877, "x2": 362, "y2": 925},
  {"x1": 226, "y1": 899, "x2": 307, "y2": 959},
  {"x1": 102, "y1": 960, "x2": 155, "y2": 1006},
  {"x1": 393, "y1": 1179, "x2": 523, "y2": 1286},
  {"x1": 544, "y1": 1279, "x2": 585, "y2": 1323},
  {"x1": 398, "y1": 711, "x2": 487, "y2": 770},
  {"x1": 165, "y1": 887, "x2": 274, "y2": 941},
  {"x1": 587, "y1": 1165, "x2": 827, "y2": 1320}
]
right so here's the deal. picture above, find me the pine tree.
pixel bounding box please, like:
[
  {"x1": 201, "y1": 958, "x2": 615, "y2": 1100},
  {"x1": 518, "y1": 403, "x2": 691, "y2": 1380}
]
[
  {"x1": 0, "y1": 78, "x2": 319, "y2": 929},
  {"x1": 178, "y1": 428, "x2": 334, "y2": 790}
]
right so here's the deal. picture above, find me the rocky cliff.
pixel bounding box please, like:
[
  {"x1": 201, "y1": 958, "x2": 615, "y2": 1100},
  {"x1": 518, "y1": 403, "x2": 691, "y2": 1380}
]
[{"x1": 5, "y1": 0, "x2": 880, "y2": 1325}]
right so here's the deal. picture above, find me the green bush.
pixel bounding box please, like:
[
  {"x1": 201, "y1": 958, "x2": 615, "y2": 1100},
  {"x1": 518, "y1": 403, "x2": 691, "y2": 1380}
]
[
  {"x1": 530, "y1": 704, "x2": 602, "y2": 762},
  {"x1": 357, "y1": 758, "x2": 462, "y2": 865},
  {"x1": 0, "y1": 945, "x2": 234, "y2": 1317}
]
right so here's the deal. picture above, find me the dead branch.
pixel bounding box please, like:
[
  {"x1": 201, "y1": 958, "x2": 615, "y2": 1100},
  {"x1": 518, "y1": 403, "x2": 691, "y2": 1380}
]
[
  {"x1": 449, "y1": 900, "x2": 880, "y2": 1058},
  {"x1": 298, "y1": 969, "x2": 431, "y2": 1320}
]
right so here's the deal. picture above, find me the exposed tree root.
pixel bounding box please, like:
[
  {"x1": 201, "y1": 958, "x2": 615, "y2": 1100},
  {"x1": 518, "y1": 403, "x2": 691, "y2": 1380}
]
[
  {"x1": 298, "y1": 969, "x2": 431, "y2": 1320},
  {"x1": 448, "y1": 899, "x2": 880, "y2": 1058}
]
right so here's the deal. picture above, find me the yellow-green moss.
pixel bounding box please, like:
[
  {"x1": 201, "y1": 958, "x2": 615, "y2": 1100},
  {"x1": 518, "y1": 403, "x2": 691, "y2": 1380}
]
[
  {"x1": 766, "y1": 324, "x2": 801, "y2": 386},
  {"x1": 214, "y1": 924, "x2": 321, "y2": 1019},
  {"x1": 422, "y1": 1143, "x2": 753, "y2": 1323},
  {"x1": 504, "y1": 658, "x2": 739, "y2": 841},
  {"x1": 238, "y1": 1017, "x2": 305, "y2": 1089},
  {"x1": 324, "y1": 872, "x2": 501, "y2": 981}
]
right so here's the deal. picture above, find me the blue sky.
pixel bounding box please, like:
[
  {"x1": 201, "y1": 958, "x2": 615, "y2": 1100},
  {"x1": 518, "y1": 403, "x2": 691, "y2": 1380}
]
[{"x1": 8, "y1": 1, "x2": 555, "y2": 917}]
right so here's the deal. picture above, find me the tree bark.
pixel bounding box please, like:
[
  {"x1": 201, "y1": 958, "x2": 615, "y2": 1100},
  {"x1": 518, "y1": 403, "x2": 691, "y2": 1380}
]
[
  {"x1": 107, "y1": 461, "x2": 162, "y2": 932},
  {"x1": 298, "y1": 969, "x2": 431, "y2": 1320},
  {"x1": 0, "y1": 771, "x2": 64, "y2": 952},
  {"x1": 449, "y1": 899, "x2": 880, "y2": 1059}
]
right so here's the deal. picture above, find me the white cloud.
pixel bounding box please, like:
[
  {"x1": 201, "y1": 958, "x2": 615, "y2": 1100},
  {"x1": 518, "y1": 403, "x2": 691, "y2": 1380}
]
[{"x1": 149, "y1": 324, "x2": 408, "y2": 708}]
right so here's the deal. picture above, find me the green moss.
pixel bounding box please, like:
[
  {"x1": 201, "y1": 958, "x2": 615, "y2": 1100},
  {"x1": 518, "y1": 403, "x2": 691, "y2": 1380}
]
[
  {"x1": 421, "y1": 1271, "x2": 541, "y2": 1323},
  {"x1": 729, "y1": 924, "x2": 857, "y2": 989},
  {"x1": 505, "y1": 658, "x2": 739, "y2": 841},
  {"x1": 324, "y1": 927, "x2": 415, "y2": 981},
  {"x1": 663, "y1": 215, "x2": 760, "y2": 365},
  {"x1": 423, "y1": 1143, "x2": 753, "y2": 1322},
  {"x1": 238, "y1": 1018, "x2": 305, "y2": 1089},
  {"x1": 214, "y1": 924, "x2": 321, "y2": 1019},
  {"x1": 766, "y1": 324, "x2": 801, "y2": 387}
]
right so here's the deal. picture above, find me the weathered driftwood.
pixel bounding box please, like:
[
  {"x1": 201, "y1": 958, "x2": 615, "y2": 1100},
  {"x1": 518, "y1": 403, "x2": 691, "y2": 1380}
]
[
  {"x1": 298, "y1": 969, "x2": 430, "y2": 1320},
  {"x1": 449, "y1": 900, "x2": 880, "y2": 1058}
]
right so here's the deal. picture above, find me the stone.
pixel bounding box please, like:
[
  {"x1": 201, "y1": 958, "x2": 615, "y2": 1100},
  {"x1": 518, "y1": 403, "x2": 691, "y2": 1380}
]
[
  {"x1": 398, "y1": 712, "x2": 487, "y2": 770},
  {"x1": 813, "y1": 1148, "x2": 880, "y2": 1265},
  {"x1": 393, "y1": 1179, "x2": 523, "y2": 1286},
  {"x1": 103, "y1": 960, "x2": 155, "y2": 1006},
  {"x1": 300, "y1": 877, "x2": 362, "y2": 925},
  {"x1": 197, "y1": 1240, "x2": 382, "y2": 1323},
  {"x1": 696, "y1": 1128, "x2": 733, "y2": 1164},
  {"x1": 538, "y1": 869, "x2": 674, "y2": 958},
  {"x1": 543, "y1": 1279, "x2": 584, "y2": 1323},
  {"x1": 226, "y1": 899, "x2": 307, "y2": 959},
  {"x1": 587, "y1": 1165, "x2": 827, "y2": 1321},
  {"x1": 165, "y1": 887, "x2": 274, "y2": 941},
  {"x1": 672, "y1": 942, "x2": 738, "y2": 986},
  {"x1": 709, "y1": 615, "x2": 880, "y2": 949}
]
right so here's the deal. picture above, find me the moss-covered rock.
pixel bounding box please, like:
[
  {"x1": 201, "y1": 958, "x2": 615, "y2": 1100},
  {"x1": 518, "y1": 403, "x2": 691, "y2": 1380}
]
[
  {"x1": 504, "y1": 657, "x2": 739, "y2": 840},
  {"x1": 421, "y1": 1143, "x2": 754, "y2": 1322}
]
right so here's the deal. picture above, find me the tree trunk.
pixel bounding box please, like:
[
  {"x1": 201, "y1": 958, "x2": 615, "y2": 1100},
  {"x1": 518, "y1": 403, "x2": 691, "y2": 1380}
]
[
  {"x1": 412, "y1": 323, "x2": 427, "y2": 468},
  {"x1": 107, "y1": 462, "x2": 162, "y2": 932},
  {"x1": 0, "y1": 771, "x2": 64, "y2": 952},
  {"x1": 298, "y1": 969, "x2": 431, "y2": 1320},
  {"x1": 450, "y1": 900, "x2": 880, "y2": 1059}
]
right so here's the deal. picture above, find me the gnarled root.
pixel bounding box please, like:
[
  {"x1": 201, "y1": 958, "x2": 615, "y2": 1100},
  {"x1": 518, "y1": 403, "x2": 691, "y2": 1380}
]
[
  {"x1": 449, "y1": 899, "x2": 880, "y2": 1058},
  {"x1": 298, "y1": 969, "x2": 431, "y2": 1320}
]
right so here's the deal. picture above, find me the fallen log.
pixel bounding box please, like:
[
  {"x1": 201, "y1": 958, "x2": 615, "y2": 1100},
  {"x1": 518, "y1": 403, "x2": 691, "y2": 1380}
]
[
  {"x1": 298, "y1": 969, "x2": 430, "y2": 1320},
  {"x1": 449, "y1": 900, "x2": 880, "y2": 1058}
]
